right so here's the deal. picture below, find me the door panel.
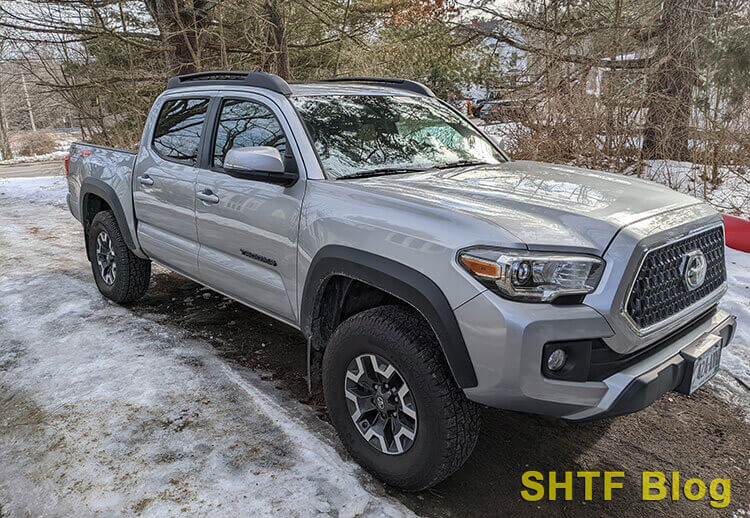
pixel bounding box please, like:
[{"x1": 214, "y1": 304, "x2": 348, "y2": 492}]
[
  {"x1": 133, "y1": 97, "x2": 209, "y2": 278},
  {"x1": 196, "y1": 96, "x2": 304, "y2": 323},
  {"x1": 196, "y1": 174, "x2": 303, "y2": 321},
  {"x1": 134, "y1": 157, "x2": 200, "y2": 276}
]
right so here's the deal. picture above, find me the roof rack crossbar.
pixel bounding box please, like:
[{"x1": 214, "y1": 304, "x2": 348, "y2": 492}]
[
  {"x1": 320, "y1": 77, "x2": 435, "y2": 97},
  {"x1": 166, "y1": 71, "x2": 292, "y2": 96}
]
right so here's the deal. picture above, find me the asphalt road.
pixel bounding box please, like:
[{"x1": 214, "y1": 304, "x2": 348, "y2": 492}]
[{"x1": 0, "y1": 161, "x2": 62, "y2": 178}]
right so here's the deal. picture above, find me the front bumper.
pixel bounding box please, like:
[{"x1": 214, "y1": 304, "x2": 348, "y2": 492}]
[
  {"x1": 566, "y1": 311, "x2": 735, "y2": 421},
  {"x1": 455, "y1": 289, "x2": 736, "y2": 420}
]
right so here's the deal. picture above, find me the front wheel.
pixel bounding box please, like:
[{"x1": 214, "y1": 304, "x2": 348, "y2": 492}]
[
  {"x1": 322, "y1": 305, "x2": 480, "y2": 490},
  {"x1": 87, "y1": 210, "x2": 151, "y2": 304}
]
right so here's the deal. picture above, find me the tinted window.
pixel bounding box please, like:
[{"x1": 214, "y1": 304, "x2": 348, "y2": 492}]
[
  {"x1": 152, "y1": 98, "x2": 209, "y2": 164},
  {"x1": 213, "y1": 99, "x2": 287, "y2": 168}
]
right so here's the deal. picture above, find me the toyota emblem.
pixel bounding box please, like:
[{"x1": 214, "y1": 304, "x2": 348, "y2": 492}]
[{"x1": 681, "y1": 249, "x2": 707, "y2": 291}]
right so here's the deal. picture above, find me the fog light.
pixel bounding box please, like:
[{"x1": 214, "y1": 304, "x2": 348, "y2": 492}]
[{"x1": 547, "y1": 349, "x2": 567, "y2": 371}]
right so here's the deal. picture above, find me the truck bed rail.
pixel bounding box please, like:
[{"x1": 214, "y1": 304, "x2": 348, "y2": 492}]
[{"x1": 73, "y1": 142, "x2": 137, "y2": 155}]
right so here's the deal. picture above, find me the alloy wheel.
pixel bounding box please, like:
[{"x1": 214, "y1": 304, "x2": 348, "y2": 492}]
[
  {"x1": 95, "y1": 231, "x2": 117, "y2": 285},
  {"x1": 344, "y1": 353, "x2": 418, "y2": 455}
]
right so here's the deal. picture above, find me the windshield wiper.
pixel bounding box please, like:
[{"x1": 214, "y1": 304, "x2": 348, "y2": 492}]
[
  {"x1": 433, "y1": 159, "x2": 491, "y2": 169},
  {"x1": 336, "y1": 167, "x2": 427, "y2": 180},
  {"x1": 336, "y1": 161, "x2": 489, "y2": 180}
]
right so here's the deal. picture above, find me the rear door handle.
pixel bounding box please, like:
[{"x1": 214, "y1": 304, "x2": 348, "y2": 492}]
[
  {"x1": 197, "y1": 190, "x2": 220, "y2": 204},
  {"x1": 137, "y1": 175, "x2": 154, "y2": 186}
]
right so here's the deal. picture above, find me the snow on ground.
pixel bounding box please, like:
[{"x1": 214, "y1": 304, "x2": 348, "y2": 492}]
[
  {"x1": 0, "y1": 177, "x2": 748, "y2": 515},
  {"x1": 0, "y1": 175, "x2": 68, "y2": 206},
  {"x1": 0, "y1": 179, "x2": 411, "y2": 516},
  {"x1": 639, "y1": 159, "x2": 749, "y2": 217},
  {"x1": 0, "y1": 150, "x2": 68, "y2": 166},
  {"x1": 721, "y1": 247, "x2": 750, "y2": 389},
  {"x1": 480, "y1": 122, "x2": 523, "y2": 150}
]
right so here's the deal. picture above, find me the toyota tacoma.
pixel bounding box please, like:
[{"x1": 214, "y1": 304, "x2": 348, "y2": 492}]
[{"x1": 65, "y1": 71, "x2": 736, "y2": 490}]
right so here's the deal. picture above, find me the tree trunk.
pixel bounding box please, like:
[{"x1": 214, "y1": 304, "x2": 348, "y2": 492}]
[
  {"x1": 262, "y1": 0, "x2": 290, "y2": 80},
  {"x1": 21, "y1": 73, "x2": 37, "y2": 132},
  {"x1": 641, "y1": 0, "x2": 708, "y2": 161},
  {"x1": 0, "y1": 88, "x2": 11, "y2": 159},
  {"x1": 144, "y1": 0, "x2": 212, "y2": 76}
]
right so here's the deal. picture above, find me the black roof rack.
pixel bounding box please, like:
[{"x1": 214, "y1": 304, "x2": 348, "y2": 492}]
[
  {"x1": 320, "y1": 77, "x2": 435, "y2": 97},
  {"x1": 166, "y1": 71, "x2": 292, "y2": 96}
]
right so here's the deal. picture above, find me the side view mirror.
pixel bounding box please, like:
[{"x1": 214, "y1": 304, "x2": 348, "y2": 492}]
[
  {"x1": 486, "y1": 134, "x2": 511, "y2": 159},
  {"x1": 487, "y1": 135, "x2": 503, "y2": 148},
  {"x1": 224, "y1": 146, "x2": 298, "y2": 186}
]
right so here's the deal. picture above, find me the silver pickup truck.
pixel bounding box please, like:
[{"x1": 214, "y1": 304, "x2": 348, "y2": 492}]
[{"x1": 66, "y1": 71, "x2": 736, "y2": 490}]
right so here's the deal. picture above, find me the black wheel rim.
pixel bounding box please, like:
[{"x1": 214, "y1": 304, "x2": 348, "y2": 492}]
[{"x1": 344, "y1": 353, "x2": 417, "y2": 455}]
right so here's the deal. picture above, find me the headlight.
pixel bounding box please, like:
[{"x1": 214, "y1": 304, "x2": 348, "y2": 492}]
[{"x1": 458, "y1": 247, "x2": 604, "y2": 302}]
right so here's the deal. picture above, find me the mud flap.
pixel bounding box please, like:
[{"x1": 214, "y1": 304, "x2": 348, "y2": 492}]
[{"x1": 307, "y1": 338, "x2": 324, "y2": 394}]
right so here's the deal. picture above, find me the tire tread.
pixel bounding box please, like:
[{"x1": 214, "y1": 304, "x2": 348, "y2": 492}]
[
  {"x1": 89, "y1": 211, "x2": 150, "y2": 303},
  {"x1": 324, "y1": 305, "x2": 480, "y2": 489}
]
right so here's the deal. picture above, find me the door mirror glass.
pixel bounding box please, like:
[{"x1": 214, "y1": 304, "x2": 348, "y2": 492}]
[{"x1": 224, "y1": 146, "x2": 285, "y2": 174}]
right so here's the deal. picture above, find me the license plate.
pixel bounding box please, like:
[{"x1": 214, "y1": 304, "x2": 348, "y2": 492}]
[{"x1": 688, "y1": 342, "x2": 722, "y2": 394}]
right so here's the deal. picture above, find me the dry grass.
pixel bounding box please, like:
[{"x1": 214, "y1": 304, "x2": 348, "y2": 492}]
[{"x1": 10, "y1": 131, "x2": 58, "y2": 157}]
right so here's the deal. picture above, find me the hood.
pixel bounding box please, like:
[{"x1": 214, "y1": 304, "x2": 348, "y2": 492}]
[{"x1": 344, "y1": 160, "x2": 702, "y2": 254}]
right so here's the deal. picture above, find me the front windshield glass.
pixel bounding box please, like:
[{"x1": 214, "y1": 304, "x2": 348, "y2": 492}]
[{"x1": 292, "y1": 95, "x2": 505, "y2": 179}]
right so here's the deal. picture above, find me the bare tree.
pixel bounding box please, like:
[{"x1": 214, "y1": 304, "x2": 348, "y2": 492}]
[
  {"x1": 454, "y1": 0, "x2": 747, "y2": 166},
  {"x1": 261, "y1": 0, "x2": 291, "y2": 79},
  {"x1": 640, "y1": 0, "x2": 711, "y2": 160},
  {"x1": 0, "y1": 78, "x2": 12, "y2": 159}
]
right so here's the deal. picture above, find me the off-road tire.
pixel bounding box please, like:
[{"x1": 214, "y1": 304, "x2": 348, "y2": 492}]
[
  {"x1": 323, "y1": 305, "x2": 480, "y2": 490},
  {"x1": 88, "y1": 210, "x2": 150, "y2": 304}
]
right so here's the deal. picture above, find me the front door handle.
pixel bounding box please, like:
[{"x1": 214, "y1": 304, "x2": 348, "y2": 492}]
[
  {"x1": 197, "y1": 190, "x2": 220, "y2": 204},
  {"x1": 137, "y1": 175, "x2": 154, "y2": 186}
]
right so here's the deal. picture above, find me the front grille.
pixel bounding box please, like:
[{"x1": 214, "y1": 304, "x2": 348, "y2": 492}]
[{"x1": 626, "y1": 226, "x2": 726, "y2": 329}]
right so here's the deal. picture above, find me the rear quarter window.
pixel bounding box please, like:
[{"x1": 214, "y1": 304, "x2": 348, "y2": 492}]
[{"x1": 152, "y1": 98, "x2": 209, "y2": 165}]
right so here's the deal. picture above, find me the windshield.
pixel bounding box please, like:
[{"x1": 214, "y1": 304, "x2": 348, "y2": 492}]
[{"x1": 291, "y1": 95, "x2": 505, "y2": 179}]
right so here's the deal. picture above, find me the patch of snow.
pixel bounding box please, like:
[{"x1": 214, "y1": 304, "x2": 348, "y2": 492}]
[
  {"x1": 0, "y1": 150, "x2": 68, "y2": 165},
  {"x1": 721, "y1": 247, "x2": 750, "y2": 390},
  {"x1": 482, "y1": 122, "x2": 527, "y2": 152},
  {"x1": 0, "y1": 175, "x2": 68, "y2": 207},
  {"x1": 483, "y1": 122, "x2": 525, "y2": 135},
  {"x1": 639, "y1": 160, "x2": 749, "y2": 217},
  {"x1": 0, "y1": 179, "x2": 411, "y2": 515}
]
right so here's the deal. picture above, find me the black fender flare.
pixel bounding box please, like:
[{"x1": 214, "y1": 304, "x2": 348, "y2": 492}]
[
  {"x1": 79, "y1": 177, "x2": 137, "y2": 251},
  {"x1": 300, "y1": 245, "x2": 478, "y2": 388}
]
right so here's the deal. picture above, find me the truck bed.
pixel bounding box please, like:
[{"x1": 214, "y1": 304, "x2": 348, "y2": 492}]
[{"x1": 66, "y1": 142, "x2": 140, "y2": 253}]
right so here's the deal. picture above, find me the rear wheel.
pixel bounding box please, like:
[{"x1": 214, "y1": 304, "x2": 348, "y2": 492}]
[
  {"x1": 88, "y1": 211, "x2": 150, "y2": 304},
  {"x1": 323, "y1": 305, "x2": 480, "y2": 490}
]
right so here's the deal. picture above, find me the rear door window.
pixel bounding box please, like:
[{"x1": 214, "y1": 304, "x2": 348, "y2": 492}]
[{"x1": 152, "y1": 98, "x2": 210, "y2": 165}]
